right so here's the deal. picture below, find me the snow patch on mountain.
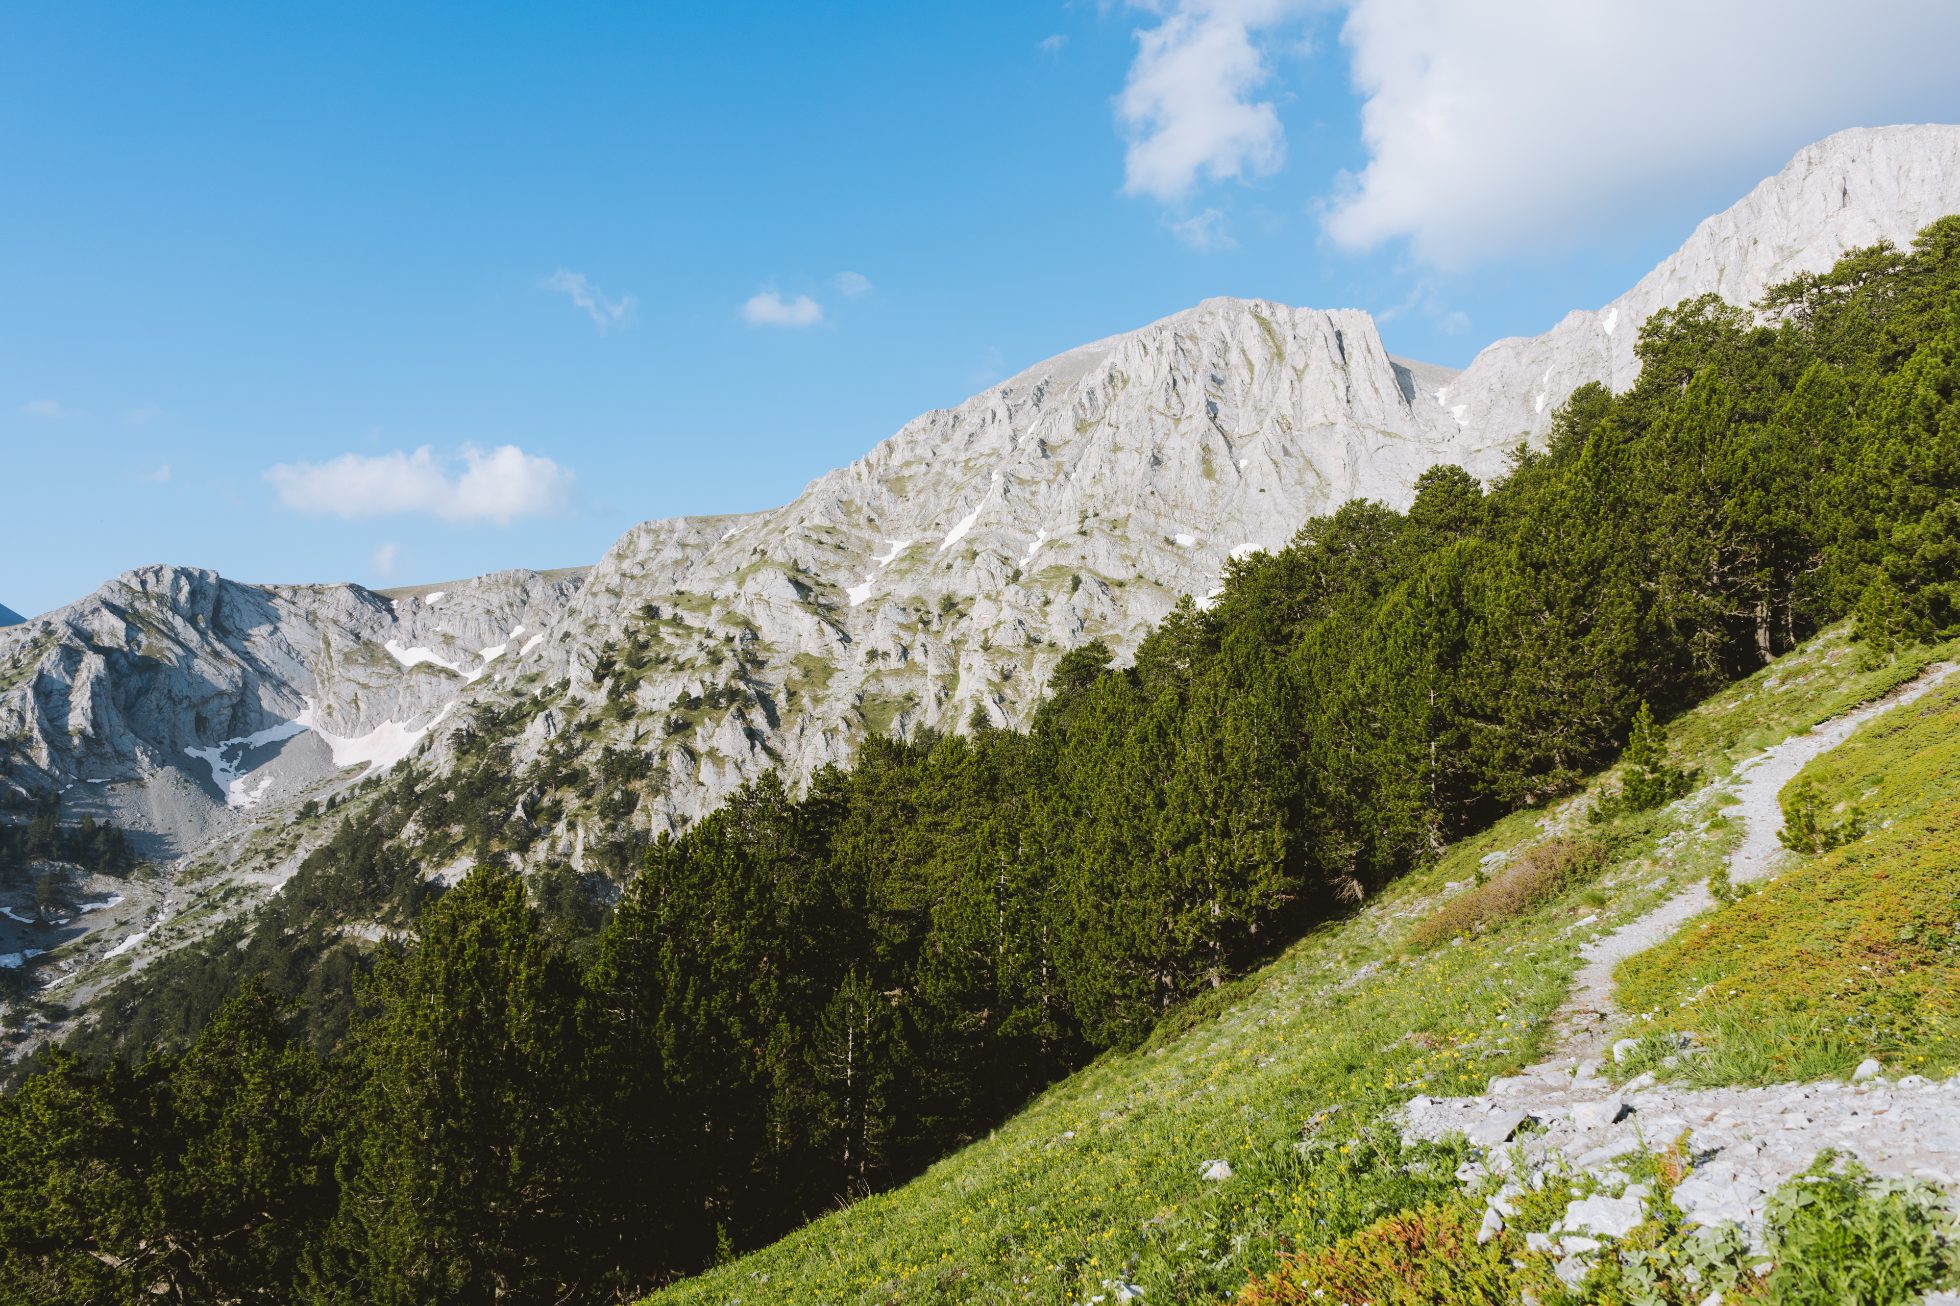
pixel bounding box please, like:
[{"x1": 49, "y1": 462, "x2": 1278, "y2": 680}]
[
  {"x1": 306, "y1": 701, "x2": 454, "y2": 775},
  {"x1": 184, "y1": 716, "x2": 312, "y2": 809}
]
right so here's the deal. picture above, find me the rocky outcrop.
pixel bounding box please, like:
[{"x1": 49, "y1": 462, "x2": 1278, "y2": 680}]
[{"x1": 489, "y1": 299, "x2": 1471, "y2": 827}]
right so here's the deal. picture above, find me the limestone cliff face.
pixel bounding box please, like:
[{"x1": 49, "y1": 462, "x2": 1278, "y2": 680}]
[
  {"x1": 1438, "y1": 123, "x2": 1960, "y2": 463},
  {"x1": 495, "y1": 299, "x2": 1466, "y2": 824}
]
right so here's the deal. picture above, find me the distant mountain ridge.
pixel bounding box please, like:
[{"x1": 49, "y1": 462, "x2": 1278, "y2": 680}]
[
  {"x1": 0, "y1": 604, "x2": 22, "y2": 628},
  {"x1": 5, "y1": 123, "x2": 1960, "y2": 1017}
]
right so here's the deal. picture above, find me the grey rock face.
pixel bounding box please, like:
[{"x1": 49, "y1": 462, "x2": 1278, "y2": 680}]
[
  {"x1": 0, "y1": 565, "x2": 584, "y2": 848},
  {"x1": 492, "y1": 298, "x2": 1470, "y2": 830}
]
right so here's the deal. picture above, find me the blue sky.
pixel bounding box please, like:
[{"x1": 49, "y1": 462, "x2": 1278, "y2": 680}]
[{"x1": 7, "y1": 1, "x2": 1960, "y2": 618}]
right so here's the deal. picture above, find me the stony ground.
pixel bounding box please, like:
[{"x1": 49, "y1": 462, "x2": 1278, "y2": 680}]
[{"x1": 1403, "y1": 663, "x2": 1960, "y2": 1239}]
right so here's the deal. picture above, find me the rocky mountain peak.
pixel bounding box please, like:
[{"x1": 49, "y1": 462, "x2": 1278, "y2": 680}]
[{"x1": 1441, "y1": 123, "x2": 1960, "y2": 458}]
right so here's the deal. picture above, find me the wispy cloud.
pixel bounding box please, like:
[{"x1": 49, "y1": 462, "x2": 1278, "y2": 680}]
[
  {"x1": 142, "y1": 463, "x2": 172, "y2": 484},
  {"x1": 1037, "y1": 33, "x2": 1068, "y2": 56},
  {"x1": 742, "y1": 290, "x2": 824, "y2": 328},
  {"x1": 833, "y1": 271, "x2": 873, "y2": 298},
  {"x1": 371, "y1": 542, "x2": 400, "y2": 577},
  {"x1": 541, "y1": 268, "x2": 636, "y2": 330},
  {"x1": 22, "y1": 399, "x2": 65, "y2": 419},
  {"x1": 265, "y1": 444, "x2": 576, "y2": 525},
  {"x1": 1167, "y1": 207, "x2": 1236, "y2": 251}
]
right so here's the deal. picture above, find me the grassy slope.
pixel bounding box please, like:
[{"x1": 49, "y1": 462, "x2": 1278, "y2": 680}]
[
  {"x1": 648, "y1": 628, "x2": 1945, "y2": 1306},
  {"x1": 1619, "y1": 648, "x2": 1960, "y2": 1086}
]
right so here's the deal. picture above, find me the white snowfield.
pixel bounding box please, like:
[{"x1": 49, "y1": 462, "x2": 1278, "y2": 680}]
[
  {"x1": 848, "y1": 539, "x2": 916, "y2": 607},
  {"x1": 183, "y1": 716, "x2": 312, "y2": 809},
  {"x1": 306, "y1": 701, "x2": 455, "y2": 775},
  {"x1": 384, "y1": 639, "x2": 470, "y2": 678},
  {"x1": 182, "y1": 696, "x2": 458, "y2": 810},
  {"x1": 1403, "y1": 664, "x2": 1960, "y2": 1245},
  {"x1": 938, "y1": 497, "x2": 988, "y2": 553},
  {"x1": 103, "y1": 929, "x2": 148, "y2": 960}
]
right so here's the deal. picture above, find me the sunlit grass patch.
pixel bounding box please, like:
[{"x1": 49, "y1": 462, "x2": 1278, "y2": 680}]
[
  {"x1": 1617, "y1": 670, "x2": 1960, "y2": 1085},
  {"x1": 646, "y1": 632, "x2": 1936, "y2": 1305}
]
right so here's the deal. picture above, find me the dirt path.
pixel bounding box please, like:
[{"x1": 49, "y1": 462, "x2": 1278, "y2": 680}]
[
  {"x1": 1546, "y1": 661, "x2": 1956, "y2": 1068},
  {"x1": 1403, "y1": 661, "x2": 1960, "y2": 1233}
]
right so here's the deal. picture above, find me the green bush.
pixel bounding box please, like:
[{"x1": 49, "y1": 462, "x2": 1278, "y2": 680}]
[
  {"x1": 1765, "y1": 1154, "x2": 1959, "y2": 1306},
  {"x1": 1406, "y1": 837, "x2": 1607, "y2": 951}
]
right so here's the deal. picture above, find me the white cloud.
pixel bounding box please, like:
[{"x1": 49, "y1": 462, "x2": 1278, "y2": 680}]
[
  {"x1": 1323, "y1": 0, "x2": 1960, "y2": 265},
  {"x1": 1116, "y1": 0, "x2": 1313, "y2": 202},
  {"x1": 371, "y1": 542, "x2": 400, "y2": 577},
  {"x1": 22, "y1": 399, "x2": 64, "y2": 419},
  {"x1": 265, "y1": 444, "x2": 575, "y2": 525},
  {"x1": 1168, "y1": 207, "x2": 1236, "y2": 251},
  {"x1": 742, "y1": 291, "x2": 824, "y2": 328},
  {"x1": 833, "y1": 271, "x2": 873, "y2": 298},
  {"x1": 1037, "y1": 33, "x2": 1068, "y2": 56},
  {"x1": 143, "y1": 463, "x2": 172, "y2": 484},
  {"x1": 541, "y1": 268, "x2": 636, "y2": 330}
]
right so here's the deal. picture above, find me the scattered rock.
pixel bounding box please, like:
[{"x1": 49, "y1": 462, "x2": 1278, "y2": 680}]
[
  {"x1": 1564, "y1": 1191, "x2": 1646, "y2": 1239},
  {"x1": 1199, "y1": 1159, "x2": 1232, "y2": 1182},
  {"x1": 1464, "y1": 1107, "x2": 1530, "y2": 1147},
  {"x1": 1570, "y1": 1096, "x2": 1631, "y2": 1128},
  {"x1": 1853, "y1": 1057, "x2": 1884, "y2": 1082}
]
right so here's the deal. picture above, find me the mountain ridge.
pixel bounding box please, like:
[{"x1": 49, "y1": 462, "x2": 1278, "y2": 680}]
[{"x1": 4, "y1": 123, "x2": 1960, "y2": 1019}]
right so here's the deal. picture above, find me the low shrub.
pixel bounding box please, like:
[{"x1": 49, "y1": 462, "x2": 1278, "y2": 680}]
[
  {"x1": 1237, "y1": 1202, "x2": 1515, "y2": 1305},
  {"x1": 1406, "y1": 837, "x2": 1607, "y2": 952},
  {"x1": 1766, "y1": 1154, "x2": 1959, "y2": 1306},
  {"x1": 1778, "y1": 777, "x2": 1866, "y2": 853}
]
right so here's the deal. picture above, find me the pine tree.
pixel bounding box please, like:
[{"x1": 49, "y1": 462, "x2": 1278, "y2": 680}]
[
  {"x1": 0, "y1": 1051, "x2": 159, "y2": 1303},
  {"x1": 154, "y1": 982, "x2": 335, "y2": 1302},
  {"x1": 1611, "y1": 702, "x2": 1693, "y2": 815},
  {"x1": 314, "y1": 868, "x2": 598, "y2": 1305}
]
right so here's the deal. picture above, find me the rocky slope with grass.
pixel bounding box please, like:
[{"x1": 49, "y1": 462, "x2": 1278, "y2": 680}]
[{"x1": 651, "y1": 629, "x2": 1960, "y2": 1306}]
